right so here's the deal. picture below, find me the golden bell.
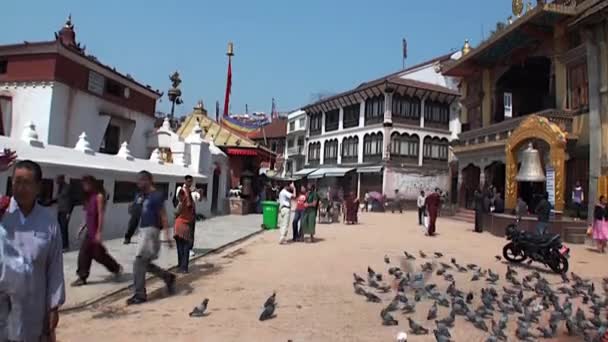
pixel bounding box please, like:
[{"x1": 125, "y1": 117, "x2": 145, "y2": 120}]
[{"x1": 516, "y1": 142, "x2": 546, "y2": 182}]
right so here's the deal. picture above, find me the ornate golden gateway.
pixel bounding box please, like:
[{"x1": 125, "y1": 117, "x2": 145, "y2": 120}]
[
  {"x1": 512, "y1": 0, "x2": 524, "y2": 17},
  {"x1": 505, "y1": 115, "x2": 568, "y2": 211}
]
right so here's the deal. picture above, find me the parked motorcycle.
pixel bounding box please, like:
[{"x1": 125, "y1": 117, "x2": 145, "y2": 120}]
[{"x1": 502, "y1": 220, "x2": 570, "y2": 274}]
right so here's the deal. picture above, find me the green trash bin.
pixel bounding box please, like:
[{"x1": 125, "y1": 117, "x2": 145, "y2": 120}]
[{"x1": 261, "y1": 201, "x2": 279, "y2": 230}]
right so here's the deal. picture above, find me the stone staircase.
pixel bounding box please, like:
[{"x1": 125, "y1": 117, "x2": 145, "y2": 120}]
[
  {"x1": 562, "y1": 225, "x2": 589, "y2": 245},
  {"x1": 450, "y1": 208, "x2": 476, "y2": 224}
]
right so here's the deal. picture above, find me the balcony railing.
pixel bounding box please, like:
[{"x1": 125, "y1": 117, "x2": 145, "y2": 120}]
[
  {"x1": 287, "y1": 146, "x2": 304, "y2": 156},
  {"x1": 457, "y1": 109, "x2": 574, "y2": 146}
]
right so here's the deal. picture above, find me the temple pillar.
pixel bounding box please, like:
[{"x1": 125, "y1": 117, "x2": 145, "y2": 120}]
[
  {"x1": 586, "y1": 28, "x2": 602, "y2": 220},
  {"x1": 554, "y1": 23, "x2": 568, "y2": 110},
  {"x1": 482, "y1": 68, "x2": 492, "y2": 127}
]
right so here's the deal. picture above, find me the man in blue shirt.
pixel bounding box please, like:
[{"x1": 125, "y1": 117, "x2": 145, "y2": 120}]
[
  {"x1": 127, "y1": 170, "x2": 176, "y2": 305},
  {"x1": 1, "y1": 159, "x2": 65, "y2": 341}
]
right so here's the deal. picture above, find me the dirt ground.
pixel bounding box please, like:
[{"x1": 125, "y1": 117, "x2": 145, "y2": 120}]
[{"x1": 57, "y1": 212, "x2": 607, "y2": 342}]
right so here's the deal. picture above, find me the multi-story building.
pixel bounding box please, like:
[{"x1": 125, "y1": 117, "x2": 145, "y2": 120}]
[
  {"x1": 300, "y1": 53, "x2": 462, "y2": 201},
  {"x1": 442, "y1": 0, "x2": 608, "y2": 220},
  {"x1": 0, "y1": 16, "x2": 162, "y2": 158},
  {"x1": 283, "y1": 109, "x2": 306, "y2": 177}
]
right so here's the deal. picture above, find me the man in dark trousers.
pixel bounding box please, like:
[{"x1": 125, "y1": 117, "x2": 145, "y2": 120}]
[
  {"x1": 123, "y1": 193, "x2": 143, "y2": 245},
  {"x1": 474, "y1": 188, "x2": 484, "y2": 233},
  {"x1": 54, "y1": 175, "x2": 73, "y2": 251},
  {"x1": 535, "y1": 192, "x2": 552, "y2": 236}
]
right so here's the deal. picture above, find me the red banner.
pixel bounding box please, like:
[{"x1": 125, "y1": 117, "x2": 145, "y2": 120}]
[{"x1": 223, "y1": 58, "x2": 232, "y2": 117}]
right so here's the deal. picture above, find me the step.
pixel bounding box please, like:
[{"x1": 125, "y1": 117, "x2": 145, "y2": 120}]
[{"x1": 564, "y1": 233, "x2": 587, "y2": 245}]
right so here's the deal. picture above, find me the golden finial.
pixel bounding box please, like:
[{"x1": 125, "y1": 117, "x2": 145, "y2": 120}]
[
  {"x1": 226, "y1": 42, "x2": 234, "y2": 56},
  {"x1": 512, "y1": 0, "x2": 523, "y2": 17},
  {"x1": 462, "y1": 39, "x2": 471, "y2": 55}
]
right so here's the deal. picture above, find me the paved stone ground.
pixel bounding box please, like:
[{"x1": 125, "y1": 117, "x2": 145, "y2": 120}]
[
  {"x1": 58, "y1": 212, "x2": 602, "y2": 341},
  {"x1": 62, "y1": 214, "x2": 263, "y2": 309}
]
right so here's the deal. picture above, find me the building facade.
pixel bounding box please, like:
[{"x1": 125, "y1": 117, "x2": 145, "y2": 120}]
[
  {"x1": 442, "y1": 0, "x2": 608, "y2": 218},
  {"x1": 283, "y1": 109, "x2": 307, "y2": 177},
  {"x1": 0, "y1": 17, "x2": 162, "y2": 159},
  {"x1": 301, "y1": 53, "x2": 461, "y2": 201}
]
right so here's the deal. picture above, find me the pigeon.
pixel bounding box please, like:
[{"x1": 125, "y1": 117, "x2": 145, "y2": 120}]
[
  {"x1": 264, "y1": 292, "x2": 276, "y2": 308},
  {"x1": 536, "y1": 323, "x2": 557, "y2": 338},
  {"x1": 471, "y1": 274, "x2": 480, "y2": 281},
  {"x1": 404, "y1": 251, "x2": 416, "y2": 260},
  {"x1": 490, "y1": 319, "x2": 507, "y2": 341},
  {"x1": 259, "y1": 302, "x2": 276, "y2": 321},
  {"x1": 381, "y1": 309, "x2": 399, "y2": 326},
  {"x1": 434, "y1": 252, "x2": 444, "y2": 258},
  {"x1": 368, "y1": 278, "x2": 380, "y2": 288},
  {"x1": 189, "y1": 298, "x2": 209, "y2": 317},
  {"x1": 353, "y1": 273, "x2": 365, "y2": 284},
  {"x1": 427, "y1": 302, "x2": 438, "y2": 320},
  {"x1": 473, "y1": 319, "x2": 489, "y2": 332},
  {"x1": 402, "y1": 302, "x2": 416, "y2": 314},
  {"x1": 353, "y1": 283, "x2": 366, "y2": 296},
  {"x1": 408, "y1": 317, "x2": 429, "y2": 335},
  {"x1": 419, "y1": 250, "x2": 427, "y2": 258},
  {"x1": 466, "y1": 263, "x2": 478, "y2": 270},
  {"x1": 384, "y1": 298, "x2": 400, "y2": 313},
  {"x1": 466, "y1": 292, "x2": 474, "y2": 304},
  {"x1": 364, "y1": 291, "x2": 382, "y2": 303},
  {"x1": 439, "y1": 262, "x2": 453, "y2": 270},
  {"x1": 433, "y1": 329, "x2": 452, "y2": 342},
  {"x1": 434, "y1": 321, "x2": 451, "y2": 338},
  {"x1": 377, "y1": 284, "x2": 392, "y2": 293},
  {"x1": 436, "y1": 268, "x2": 446, "y2": 276},
  {"x1": 437, "y1": 311, "x2": 455, "y2": 327},
  {"x1": 375, "y1": 273, "x2": 383, "y2": 282},
  {"x1": 384, "y1": 255, "x2": 391, "y2": 264},
  {"x1": 450, "y1": 257, "x2": 456, "y2": 264},
  {"x1": 515, "y1": 324, "x2": 536, "y2": 341},
  {"x1": 495, "y1": 255, "x2": 501, "y2": 261}
]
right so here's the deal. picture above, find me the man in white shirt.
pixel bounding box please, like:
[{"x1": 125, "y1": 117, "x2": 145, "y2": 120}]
[
  {"x1": 417, "y1": 190, "x2": 426, "y2": 226},
  {"x1": 277, "y1": 183, "x2": 294, "y2": 244}
]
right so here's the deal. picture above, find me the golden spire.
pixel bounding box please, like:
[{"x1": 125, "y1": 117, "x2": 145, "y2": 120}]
[
  {"x1": 226, "y1": 41, "x2": 234, "y2": 56},
  {"x1": 65, "y1": 14, "x2": 73, "y2": 28},
  {"x1": 462, "y1": 39, "x2": 471, "y2": 55},
  {"x1": 512, "y1": 0, "x2": 523, "y2": 17}
]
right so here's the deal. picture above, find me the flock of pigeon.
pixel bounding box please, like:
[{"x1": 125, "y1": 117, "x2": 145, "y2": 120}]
[
  {"x1": 352, "y1": 250, "x2": 608, "y2": 341},
  {"x1": 188, "y1": 292, "x2": 278, "y2": 321}
]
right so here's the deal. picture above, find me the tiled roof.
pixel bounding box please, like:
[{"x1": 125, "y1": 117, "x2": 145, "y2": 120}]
[{"x1": 247, "y1": 118, "x2": 287, "y2": 139}]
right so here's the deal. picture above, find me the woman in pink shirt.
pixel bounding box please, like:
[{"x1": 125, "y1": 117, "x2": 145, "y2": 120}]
[{"x1": 291, "y1": 185, "x2": 307, "y2": 242}]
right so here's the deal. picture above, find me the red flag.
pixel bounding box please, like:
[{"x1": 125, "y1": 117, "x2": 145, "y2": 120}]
[{"x1": 223, "y1": 58, "x2": 232, "y2": 117}]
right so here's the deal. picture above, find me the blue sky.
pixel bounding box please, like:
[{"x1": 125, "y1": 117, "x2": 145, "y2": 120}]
[{"x1": 2, "y1": 0, "x2": 511, "y2": 117}]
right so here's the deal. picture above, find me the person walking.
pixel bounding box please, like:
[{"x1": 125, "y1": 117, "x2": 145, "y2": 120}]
[
  {"x1": 473, "y1": 188, "x2": 484, "y2": 233},
  {"x1": 277, "y1": 182, "x2": 294, "y2": 244},
  {"x1": 127, "y1": 170, "x2": 176, "y2": 305},
  {"x1": 180, "y1": 175, "x2": 202, "y2": 257},
  {"x1": 292, "y1": 185, "x2": 307, "y2": 242},
  {"x1": 572, "y1": 181, "x2": 585, "y2": 220},
  {"x1": 301, "y1": 183, "x2": 319, "y2": 242},
  {"x1": 123, "y1": 192, "x2": 143, "y2": 245},
  {"x1": 344, "y1": 191, "x2": 360, "y2": 224},
  {"x1": 424, "y1": 188, "x2": 442, "y2": 236},
  {"x1": 174, "y1": 178, "x2": 196, "y2": 273},
  {"x1": 417, "y1": 191, "x2": 426, "y2": 226},
  {"x1": 392, "y1": 189, "x2": 403, "y2": 214},
  {"x1": 71, "y1": 175, "x2": 122, "y2": 286},
  {"x1": 363, "y1": 191, "x2": 369, "y2": 212},
  {"x1": 534, "y1": 192, "x2": 552, "y2": 236},
  {"x1": 592, "y1": 196, "x2": 608, "y2": 253},
  {"x1": 54, "y1": 175, "x2": 73, "y2": 251},
  {"x1": 0, "y1": 159, "x2": 66, "y2": 342}
]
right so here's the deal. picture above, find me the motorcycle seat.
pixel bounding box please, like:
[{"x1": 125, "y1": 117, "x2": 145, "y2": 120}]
[{"x1": 522, "y1": 232, "x2": 560, "y2": 245}]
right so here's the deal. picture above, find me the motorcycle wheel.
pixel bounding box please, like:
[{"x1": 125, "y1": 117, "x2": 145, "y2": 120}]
[
  {"x1": 548, "y1": 253, "x2": 569, "y2": 274},
  {"x1": 503, "y1": 242, "x2": 527, "y2": 263}
]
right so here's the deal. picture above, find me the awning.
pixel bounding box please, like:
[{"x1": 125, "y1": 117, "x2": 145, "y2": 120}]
[
  {"x1": 226, "y1": 148, "x2": 257, "y2": 156},
  {"x1": 357, "y1": 165, "x2": 383, "y2": 174},
  {"x1": 308, "y1": 167, "x2": 354, "y2": 179},
  {"x1": 293, "y1": 168, "x2": 317, "y2": 177}
]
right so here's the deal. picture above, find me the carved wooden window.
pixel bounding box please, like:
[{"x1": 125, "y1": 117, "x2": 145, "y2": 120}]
[
  {"x1": 568, "y1": 62, "x2": 588, "y2": 111},
  {"x1": 323, "y1": 139, "x2": 338, "y2": 163},
  {"x1": 365, "y1": 96, "x2": 384, "y2": 125},
  {"x1": 341, "y1": 136, "x2": 359, "y2": 162},
  {"x1": 309, "y1": 113, "x2": 322, "y2": 135},
  {"x1": 343, "y1": 104, "x2": 360, "y2": 128},
  {"x1": 324, "y1": 109, "x2": 339, "y2": 132},
  {"x1": 390, "y1": 133, "x2": 419, "y2": 157},
  {"x1": 392, "y1": 94, "x2": 420, "y2": 120}
]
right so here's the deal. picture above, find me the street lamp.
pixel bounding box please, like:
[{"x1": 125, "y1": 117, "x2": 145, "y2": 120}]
[{"x1": 168, "y1": 71, "x2": 183, "y2": 119}]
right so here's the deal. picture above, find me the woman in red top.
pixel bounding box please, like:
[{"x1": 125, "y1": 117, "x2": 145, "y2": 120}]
[
  {"x1": 174, "y1": 185, "x2": 194, "y2": 273},
  {"x1": 291, "y1": 185, "x2": 307, "y2": 242},
  {"x1": 344, "y1": 191, "x2": 360, "y2": 224}
]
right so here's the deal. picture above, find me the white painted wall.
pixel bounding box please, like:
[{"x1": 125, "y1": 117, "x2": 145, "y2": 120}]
[
  {"x1": 50, "y1": 82, "x2": 156, "y2": 158},
  {"x1": 384, "y1": 168, "x2": 449, "y2": 200},
  {"x1": 0, "y1": 82, "x2": 54, "y2": 141}
]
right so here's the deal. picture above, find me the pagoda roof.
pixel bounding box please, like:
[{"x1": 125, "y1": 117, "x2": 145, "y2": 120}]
[
  {"x1": 247, "y1": 118, "x2": 287, "y2": 140},
  {"x1": 176, "y1": 105, "x2": 276, "y2": 158},
  {"x1": 442, "y1": 2, "x2": 577, "y2": 77}
]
